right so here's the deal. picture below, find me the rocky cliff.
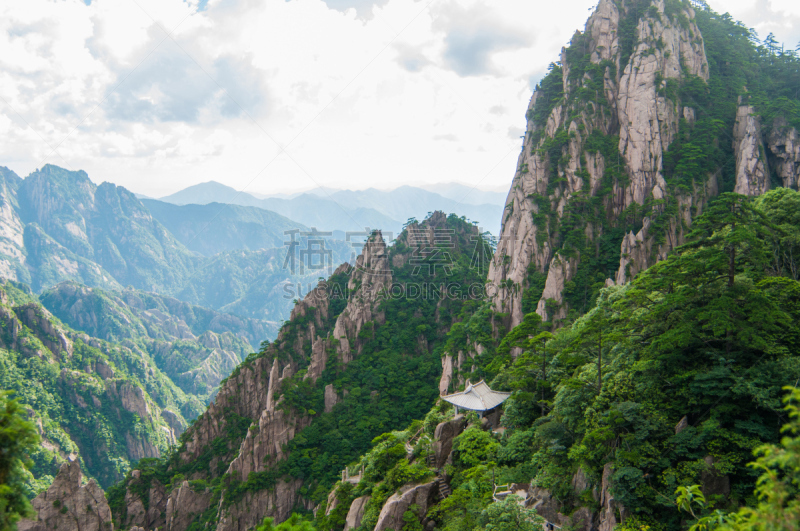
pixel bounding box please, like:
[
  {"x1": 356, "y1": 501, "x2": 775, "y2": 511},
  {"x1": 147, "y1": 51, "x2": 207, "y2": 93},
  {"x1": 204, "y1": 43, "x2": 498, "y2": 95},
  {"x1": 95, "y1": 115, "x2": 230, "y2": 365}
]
[{"x1": 486, "y1": 0, "x2": 799, "y2": 328}]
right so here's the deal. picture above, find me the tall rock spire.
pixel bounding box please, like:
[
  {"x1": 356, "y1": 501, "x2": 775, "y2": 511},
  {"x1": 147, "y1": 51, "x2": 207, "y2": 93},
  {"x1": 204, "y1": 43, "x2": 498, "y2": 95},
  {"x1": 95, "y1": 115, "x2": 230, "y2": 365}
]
[{"x1": 487, "y1": 0, "x2": 713, "y2": 327}]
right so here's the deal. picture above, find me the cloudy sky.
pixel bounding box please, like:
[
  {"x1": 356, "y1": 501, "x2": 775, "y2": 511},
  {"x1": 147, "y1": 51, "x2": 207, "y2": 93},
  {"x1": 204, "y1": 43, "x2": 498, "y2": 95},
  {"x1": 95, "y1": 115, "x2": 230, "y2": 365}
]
[{"x1": 1, "y1": 0, "x2": 798, "y2": 198}]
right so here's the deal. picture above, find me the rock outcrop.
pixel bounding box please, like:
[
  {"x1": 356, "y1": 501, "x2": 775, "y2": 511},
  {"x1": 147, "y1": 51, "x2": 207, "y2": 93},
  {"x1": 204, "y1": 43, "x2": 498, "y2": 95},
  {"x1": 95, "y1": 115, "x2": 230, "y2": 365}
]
[
  {"x1": 733, "y1": 105, "x2": 769, "y2": 196},
  {"x1": 165, "y1": 481, "x2": 213, "y2": 531},
  {"x1": 0, "y1": 168, "x2": 27, "y2": 283},
  {"x1": 18, "y1": 460, "x2": 113, "y2": 531},
  {"x1": 332, "y1": 233, "x2": 391, "y2": 364},
  {"x1": 598, "y1": 463, "x2": 626, "y2": 531}
]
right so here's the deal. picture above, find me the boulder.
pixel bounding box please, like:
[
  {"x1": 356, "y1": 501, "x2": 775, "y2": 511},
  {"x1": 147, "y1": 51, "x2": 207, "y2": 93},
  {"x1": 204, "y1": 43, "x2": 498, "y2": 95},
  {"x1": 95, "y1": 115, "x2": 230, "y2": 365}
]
[
  {"x1": 374, "y1": 482, "x2": 437, "y2": 531},
  {"x1": 701, "y1": 456, "x2": 730, "y2": 499},
  {"x1": 571, "y1": 467, "x2": 591, "y2": 495},
  {"x1": 733, "y1": 105, "x2": 769, "y2": 196}
]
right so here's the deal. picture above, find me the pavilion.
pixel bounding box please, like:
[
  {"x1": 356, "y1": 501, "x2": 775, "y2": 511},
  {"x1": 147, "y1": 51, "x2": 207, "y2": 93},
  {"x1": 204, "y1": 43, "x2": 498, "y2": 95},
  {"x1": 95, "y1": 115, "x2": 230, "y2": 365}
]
[{"x1": 441, "y1": 380, "x2": 511, "y2": 416}]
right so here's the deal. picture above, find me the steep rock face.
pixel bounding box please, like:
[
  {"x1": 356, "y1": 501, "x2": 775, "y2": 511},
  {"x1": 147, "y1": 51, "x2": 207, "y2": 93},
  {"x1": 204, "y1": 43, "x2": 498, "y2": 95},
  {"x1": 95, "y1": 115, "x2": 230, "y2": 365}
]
[
  {"x1": 487, "y1": 0, "x2": 714, "y2": 326},
  {"x1": 767, "y1": 118, "x2": 800, "y2": 190},
  {"x1": 143, "y1": 235, "x2": 394, "y2": 531},
  {"x1": 597, "y1": 463, "x2": 626, "y2": 531},
  {"x1": 217, "y1": 236, "x2": 391, "y2": 531},
  {"x1": 614, "y1": 176, "x2": 717, "y2": 284},
  {"x1": 124, "y1": 473, "x2": 167, "y2": 529},
  {"x1": 13, "y1": 304, "x2": 73, "y2": 359},
  {"x1": 733, "y1": 105, "x2": 769, "y2": 196},
  {"x1": 214, "y1": 480, "x2": 306, "y2": 531},
  {"x1": 17, "y1": 460, "x2": 113, "y2": 531}
]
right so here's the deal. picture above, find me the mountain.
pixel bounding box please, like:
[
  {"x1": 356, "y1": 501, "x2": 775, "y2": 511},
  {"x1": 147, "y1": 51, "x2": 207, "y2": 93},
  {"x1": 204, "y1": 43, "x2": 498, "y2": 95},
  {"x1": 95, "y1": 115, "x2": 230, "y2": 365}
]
[
  {"x1": 485, "y1": 0, "x2": 800, "y2": 328},
  {"x1": 99, "y1": 1, "x2": 800, "y2": 530},
  {"x1": 39, "y1": 282, "x2": 278, "y2": 397},
  {"x1": 140, "y1": 199, "x2": 309, "y2": 256},
  {"x1": 256, "y1": 194, "x2": 402, "y2": 236},
  {"x1": 12, "y1": 1, "x2": 800, "y2": 530},
  {"x1": 105, "y1": 213, "x2": 494, "y2": 531},
  {"x1": 159, "y1": 181, "x2": 248, "y2": 206},
  {"x1": 0, "y1": 165, "x2": 353, "y2": 326},
  {"x1": 155, "y1": 182, "x2": 505, "y2": 235},
  {"x1": 2, "y1": 164, "x2": 197, "y2": 293}
]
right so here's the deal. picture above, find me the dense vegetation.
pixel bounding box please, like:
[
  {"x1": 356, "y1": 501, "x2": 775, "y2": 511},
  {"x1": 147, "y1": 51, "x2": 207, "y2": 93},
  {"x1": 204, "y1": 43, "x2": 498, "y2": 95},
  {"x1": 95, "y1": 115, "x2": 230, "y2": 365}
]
[
  {"x1": 38, "y1": 282, "x2": 269, "y2": 401},
  {"x1": 0, "y1": 281, "x2": 197, "y2": 490}
]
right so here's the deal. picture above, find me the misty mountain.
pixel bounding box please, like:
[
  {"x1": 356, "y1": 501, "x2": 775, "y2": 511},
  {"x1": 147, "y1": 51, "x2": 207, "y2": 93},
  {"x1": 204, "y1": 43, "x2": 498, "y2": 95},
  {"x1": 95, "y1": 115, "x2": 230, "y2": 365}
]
[
  {"x1": 156, "y1": 181, "x2": 503, "y2": 235},
  {"x1": 159, "y1": 181, "x2": 251, "y2": 206},
  {"x1": 417, "y1": 182, "x2": 508, "y2": 207},
  {"x1": 141, "y1": 199, "x2": 309, "y2": 256},
  {"x1": 158, "y1": 181, "x2": 401, "y2": 234},
  {"x1": 325, "y1": 186, "x2": 503, "y2": 234}
]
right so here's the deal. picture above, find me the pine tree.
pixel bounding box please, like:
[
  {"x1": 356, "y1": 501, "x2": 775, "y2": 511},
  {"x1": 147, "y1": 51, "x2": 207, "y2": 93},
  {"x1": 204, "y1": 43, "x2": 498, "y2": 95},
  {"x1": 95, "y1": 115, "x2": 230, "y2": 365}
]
[{"x1": 0, "y1": 392, "x2": 40, "y2": 531}]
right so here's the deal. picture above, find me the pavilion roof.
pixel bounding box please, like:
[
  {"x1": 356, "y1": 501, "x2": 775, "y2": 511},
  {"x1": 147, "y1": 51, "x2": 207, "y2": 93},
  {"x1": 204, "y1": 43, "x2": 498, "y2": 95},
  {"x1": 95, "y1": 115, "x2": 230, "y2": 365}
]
[{"x1": 441, "y1": 380, "x2": 511, "y2": 412}]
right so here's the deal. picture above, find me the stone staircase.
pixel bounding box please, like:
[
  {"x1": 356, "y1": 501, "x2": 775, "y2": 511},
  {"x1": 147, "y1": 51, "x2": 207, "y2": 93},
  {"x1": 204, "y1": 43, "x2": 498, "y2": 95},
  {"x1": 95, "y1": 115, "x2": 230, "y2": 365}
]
[
  {"x1": 426, "y1": 454, "x2": 451, "y2": 500},
  {"x1": 436, "y1": 475, "x2": 452, "y2": 500}
]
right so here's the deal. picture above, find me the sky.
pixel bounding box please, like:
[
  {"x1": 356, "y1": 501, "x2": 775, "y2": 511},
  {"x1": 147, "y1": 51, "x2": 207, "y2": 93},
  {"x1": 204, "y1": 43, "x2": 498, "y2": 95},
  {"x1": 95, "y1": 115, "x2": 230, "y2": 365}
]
[{"x1": 1, "y1": 0, "x2": 798, "y2": 198}]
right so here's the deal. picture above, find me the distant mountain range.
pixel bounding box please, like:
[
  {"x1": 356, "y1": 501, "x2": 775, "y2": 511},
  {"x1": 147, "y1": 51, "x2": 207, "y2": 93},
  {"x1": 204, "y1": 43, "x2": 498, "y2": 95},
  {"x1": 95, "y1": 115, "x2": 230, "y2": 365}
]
[
  {"x1": 159, "y1": 182, "x2": 402, "y2": 235},
  {"x1": 156, "y1": 181, "x2": 505, "y2": 235},
  {"x1": 0, "y1": 165, "x2": 351, "y2": 325}
]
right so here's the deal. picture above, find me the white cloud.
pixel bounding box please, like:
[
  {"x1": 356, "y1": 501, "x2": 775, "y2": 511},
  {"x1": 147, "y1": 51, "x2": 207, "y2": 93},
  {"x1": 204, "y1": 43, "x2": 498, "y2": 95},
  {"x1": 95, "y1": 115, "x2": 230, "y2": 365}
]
[
  {"x1": 1, "y1": 0, "x2": 796, "y2": 199},
  {"x1": 431, "y1": 1, "x2": 532, "y2": 77}
]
